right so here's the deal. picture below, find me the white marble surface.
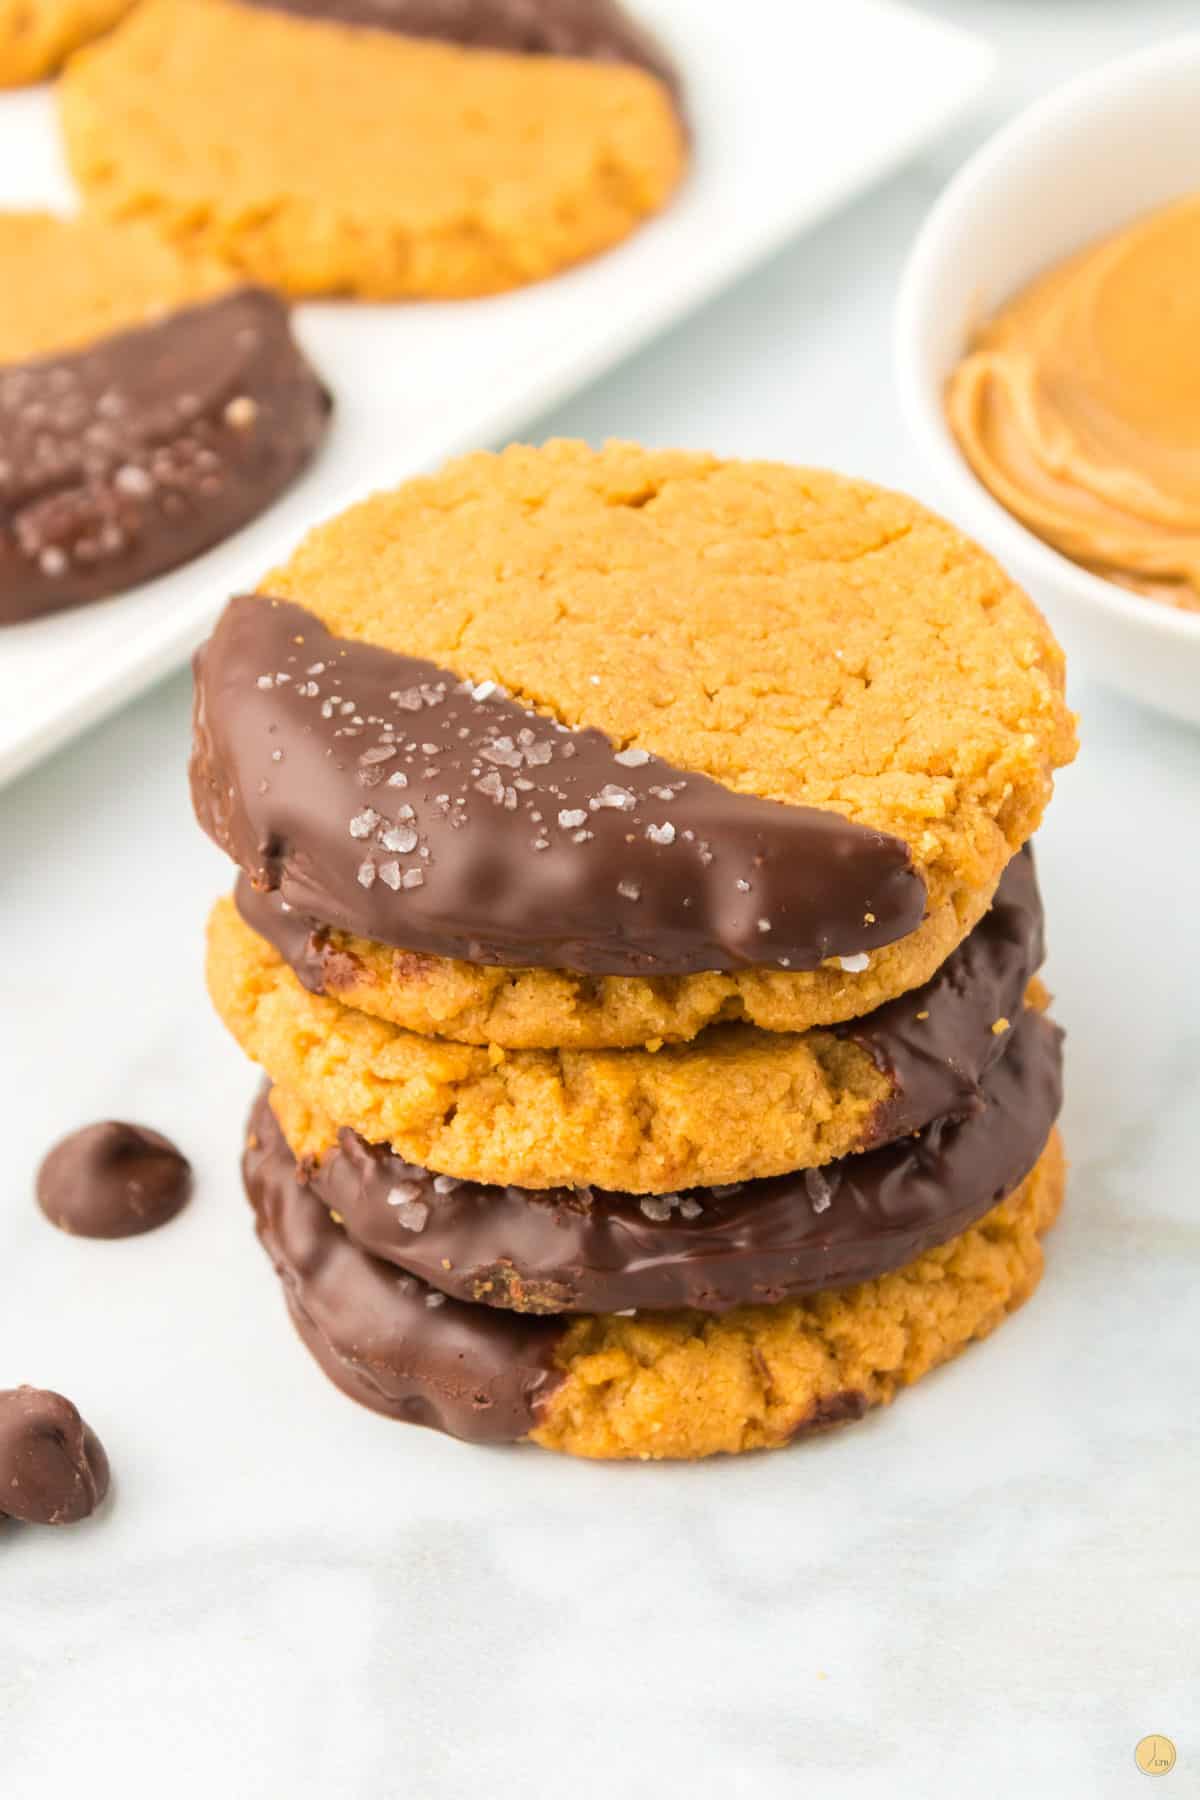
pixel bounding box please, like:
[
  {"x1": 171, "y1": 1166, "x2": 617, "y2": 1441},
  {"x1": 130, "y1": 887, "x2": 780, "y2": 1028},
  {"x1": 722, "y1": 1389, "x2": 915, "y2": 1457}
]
[{"x1": 3, "y1": 4, "x2": 1198, "y2": 1794}]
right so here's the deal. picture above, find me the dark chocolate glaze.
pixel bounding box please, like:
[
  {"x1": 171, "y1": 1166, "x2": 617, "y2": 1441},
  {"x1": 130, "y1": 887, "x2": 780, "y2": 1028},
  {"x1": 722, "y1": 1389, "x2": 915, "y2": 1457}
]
[
  {"x1": 0, "y1": 289, "x2": 330, "y2": 627},
  {"x1": 191, "y1": 596, "x2": 926, "y2": 975},
  {"x1": 245, "y1": 1096, "x2": 564, "y2": 1442},
  {"x1": 36, "y1": 1122, "x2": 192, "y2": 1239},
  {"x1": 0, "y1": 1387, "x2": 110, "y2": 1525},
  {"x1": 238, "y1": 0, "x2": 681, "y2": 101},
  {"x1": 842, "y1": 845, "x2": 1043, "y2": 1142},
  {"x1": 274, "y1": 1004, "x2": 1063, "y2": 1315}
]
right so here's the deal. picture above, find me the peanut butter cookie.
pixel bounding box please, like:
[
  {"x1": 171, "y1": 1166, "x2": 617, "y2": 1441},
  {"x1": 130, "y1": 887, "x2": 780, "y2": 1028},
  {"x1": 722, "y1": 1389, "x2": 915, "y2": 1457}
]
[{"x1": 59, "y1": 0, "x2": 686, "y2": 298}]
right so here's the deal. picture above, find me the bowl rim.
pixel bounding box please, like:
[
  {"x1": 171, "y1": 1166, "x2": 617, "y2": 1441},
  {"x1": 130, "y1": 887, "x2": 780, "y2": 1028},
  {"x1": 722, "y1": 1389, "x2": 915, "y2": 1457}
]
[{"x1": 895, "y1": 31, "x2": 1200, "y2": 646}]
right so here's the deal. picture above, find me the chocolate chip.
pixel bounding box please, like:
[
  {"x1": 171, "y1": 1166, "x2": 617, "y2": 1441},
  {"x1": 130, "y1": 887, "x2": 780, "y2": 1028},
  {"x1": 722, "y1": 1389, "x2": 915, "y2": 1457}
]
[
  {"x1": 37, "y1": 1122, "x2": 192, "y2": 1239},
  {"x1": 0, "y1": 1388, "x2": 110, "y2": 1525}
]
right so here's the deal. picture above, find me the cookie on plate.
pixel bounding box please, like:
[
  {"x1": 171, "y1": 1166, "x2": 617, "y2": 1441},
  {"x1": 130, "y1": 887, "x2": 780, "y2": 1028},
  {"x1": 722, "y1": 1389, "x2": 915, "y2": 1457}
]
[
  {"x1": 59, "y1": 0, "x2": 688, "y2": 298},
  {"x1": 0, "y1": 0, "x2": 131, "y2": 87},
  {"x1": 0, "y1": 213, "x2": 330, "y2": 625}
]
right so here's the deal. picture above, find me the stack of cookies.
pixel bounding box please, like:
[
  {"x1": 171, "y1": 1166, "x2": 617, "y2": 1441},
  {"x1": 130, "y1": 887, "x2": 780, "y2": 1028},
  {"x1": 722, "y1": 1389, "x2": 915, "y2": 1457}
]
[{"x1": 193, "y1": 441, "x2": 1077, "y2": 1461}]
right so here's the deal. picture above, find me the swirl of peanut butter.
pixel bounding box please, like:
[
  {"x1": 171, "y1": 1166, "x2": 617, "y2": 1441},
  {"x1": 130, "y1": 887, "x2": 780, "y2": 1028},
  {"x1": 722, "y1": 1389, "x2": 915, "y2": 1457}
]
[{"x1": 946, "y1": 193, "x2": 1200, "y2": 612}]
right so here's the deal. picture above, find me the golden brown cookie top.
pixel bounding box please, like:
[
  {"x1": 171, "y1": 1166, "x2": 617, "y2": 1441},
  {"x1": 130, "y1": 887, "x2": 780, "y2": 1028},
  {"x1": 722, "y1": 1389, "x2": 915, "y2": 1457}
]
[{"x1": 60, "y1": 0, "x2": 687, "y2": 298}]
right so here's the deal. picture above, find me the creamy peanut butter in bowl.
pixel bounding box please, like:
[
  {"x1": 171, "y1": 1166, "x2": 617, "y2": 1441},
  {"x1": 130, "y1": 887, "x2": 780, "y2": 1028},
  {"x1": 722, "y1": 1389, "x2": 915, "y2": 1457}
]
[{"x1": 897, "y1": 35, "x2": 1200, "y2": 727}]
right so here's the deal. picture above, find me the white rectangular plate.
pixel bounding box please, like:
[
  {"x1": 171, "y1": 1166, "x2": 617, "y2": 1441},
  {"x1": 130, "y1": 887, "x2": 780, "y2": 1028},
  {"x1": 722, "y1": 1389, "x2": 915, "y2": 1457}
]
[{"x1": 0, "y1": 0, "x2": 989, "y2": 785}]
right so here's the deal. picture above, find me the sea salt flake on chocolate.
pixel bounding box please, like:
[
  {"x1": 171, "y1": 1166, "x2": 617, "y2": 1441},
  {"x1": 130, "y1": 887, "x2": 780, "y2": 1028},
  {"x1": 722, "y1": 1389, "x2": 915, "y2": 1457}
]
[
  {"x1": 297, "y1": 681, "x2": 320, "y2": 697},
  {"x1": 386, "y1": 771, "x2": 408, "y2": 788},
  {"x1": 348, "y1": 808, "x2": 379, "y2": 839},
  {"x1": 736, "y1": 879, "x2": 751, "y2": 893},
  {"x1": 804, "y1": 1168, "x2": 836, "y2": 1214},
  {"x1": 37, "y1": 546, "x2": 68, "y2": 577},
  {"x1": 572, "y1": 829, "x2": 594, "y2": 844},
  {"x1": 432, "y1": 1175, "x2": 461, "y2": 1195},
  {"x1": 387, "y1": 1187, "x2": 429, "y2": 1231},
  {"x1": 307, "y1": 662, "x2": 326, "y2": 675},
  {"x1": 757, "y1": 918, "x2": 772, "y2": 933},
  {"x1": 592, "y1": 784, "x2": 635, "y2": 811},
  {"x1": 114, "y1": 463, "x2": 153, "y2": 497},
  {"x1": 711, "y1": 1183, "x2": 744, "y2": 1199},
  {"x1": 646, "y1": 822, "x2": 676, "y2": 846},
  {"x1": 401, "y1": 869, "x2": 425, "y2": 890},
  {"x1": 639, "y1": 1194, "x2": 679, "y2": 1222},
  {"x1": 617, "y1": 880, "x2": 642, "y2": 902},
  {"x1": 380, "y1": 825, "x2": 418, "y2": 853},
  {"x1": 679, "y1": 1198, "x2": 703, "y2": 1220},
  {"x1": 472, "y1": 679, "x2": 500, "y2": 701},
  {"x1": 615, "y1": 747, "x2": 650, "y2": 767},
  {"x1": 558, "y1": 808, "x2": 587, "y2": 829},
  {"x1": 357, "y1": 860, "x2": 377, "y2": 888},
  {"x1": 482, "y1": 738, "x2": 523, "y2": 768},
  {"x1": 379, "y1": 861, "x2": 403, "y2": 890},
  {"x1": 256, "y1": 674, "x2": 275, "y2": 689},
  {"x1": 425, "y1": 1291, "x2": 446, "y2": 1308},
  {"x1": 838, "y1": 953, "x2": 870, "y2": 973},
  {"x1": 360, "y1": 745, "x2": 396, "y2": 766},
  {"x1": 224, "y1": 395, "x2": 258, "y2": 429}
]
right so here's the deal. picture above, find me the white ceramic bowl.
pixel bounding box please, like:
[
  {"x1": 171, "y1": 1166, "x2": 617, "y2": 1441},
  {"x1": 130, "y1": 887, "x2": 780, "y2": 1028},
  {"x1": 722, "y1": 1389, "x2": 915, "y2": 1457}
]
[{"x1": 896, "y1": 35, "x2": 1200, "y2": 727}]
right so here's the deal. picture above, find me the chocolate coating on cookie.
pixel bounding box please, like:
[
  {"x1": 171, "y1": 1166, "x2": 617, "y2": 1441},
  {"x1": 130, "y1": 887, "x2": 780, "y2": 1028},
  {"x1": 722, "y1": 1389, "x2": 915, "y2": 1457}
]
[
  {"x1": 239, "y1": 0, "x2": 681, "y2": 99},
  {"x1": 192, "y1": 596, "x2": 926, "y2": 974},
  {"x1": 0, "y1": 1387, "x2": 110, "y2": 1524},
  {"x1": 841, "y1": 845, "x2": 1043, "y2": 1140},
  {"x1": 270, "y1": 1002, "x2": 1063, "y2": 1314},
  {"x1": 0, "y1": 289, "x2": 329, "y2": 626},
  {"x1": 245, "y1": 1099, "x2": 563, "y2": 1441},
  {"x1": 37, "y1": 1121, "x2": 192, "y2": 1238}
]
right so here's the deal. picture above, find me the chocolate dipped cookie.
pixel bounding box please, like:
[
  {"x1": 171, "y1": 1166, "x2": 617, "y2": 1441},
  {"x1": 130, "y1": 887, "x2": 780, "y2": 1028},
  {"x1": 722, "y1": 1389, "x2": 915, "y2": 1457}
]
[
  {"x1": 0, "y1": 214, "x2": 329, "y2": 625},
  {"x1": 244, "y1": 1089, "x2": 1066, "y2": 1459},
  {"x1": 192, "y1": 444, "x2": 1075, "y2": 1028}
]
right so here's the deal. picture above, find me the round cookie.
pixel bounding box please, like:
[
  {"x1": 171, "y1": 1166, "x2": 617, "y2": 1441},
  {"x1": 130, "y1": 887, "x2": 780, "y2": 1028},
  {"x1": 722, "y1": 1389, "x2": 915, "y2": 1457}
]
[
  {"x1": 0, "y1": 214, "x2": 330, "y2": 625},
  {"x1": 244, "y1": 1093, "x2": 1066, "y2": 1459},
  {"x1": 192, "y1": 444, "x2": 1075, "y2": 1024},
  {"x1": 0, "y1": 0, "x2": 131, "y2": 87},
  {"x1": 59, "y1": 0, "x2": 687, "y2": 299},
  {"x1": 207, "y1": 857, "x2": 1045, "y2": 1193}
]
